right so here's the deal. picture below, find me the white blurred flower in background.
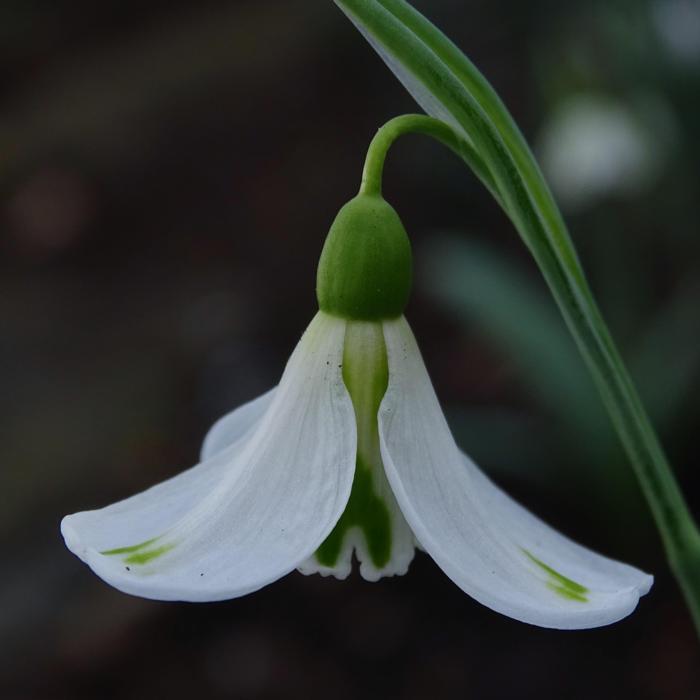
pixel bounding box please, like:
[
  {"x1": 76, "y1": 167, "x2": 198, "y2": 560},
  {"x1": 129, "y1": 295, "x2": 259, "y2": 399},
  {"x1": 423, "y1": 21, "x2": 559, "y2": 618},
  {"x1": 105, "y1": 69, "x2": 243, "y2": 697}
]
[
  {"x1": 537, "y1": 94, "x2": 672, "y2": 212},
  {"x1": 653, "y1": 0, "x2": 700, "y2": 64}
]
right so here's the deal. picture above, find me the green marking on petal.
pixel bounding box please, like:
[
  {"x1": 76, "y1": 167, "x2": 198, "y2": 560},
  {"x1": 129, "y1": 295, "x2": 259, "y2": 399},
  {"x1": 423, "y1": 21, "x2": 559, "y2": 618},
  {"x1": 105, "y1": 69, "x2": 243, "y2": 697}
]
[
  {"x1": 523, "y1": 548, "x2": 589, "y2": 602},
  {"x1": 101, "y1": 536, "x2": 174, "y2": 566},
  {"x1": 316, "y1": 455, "x2": 392, "y2": 569},
  {"x1": 546, "y1": 582, "x2": 588, "y2": 603},
  {"x1": 124, "y1": 543, "x2": 175, "y2": 565},
  {"x1": 101, "y1": 537, "x2": 160, "y2": 556}
]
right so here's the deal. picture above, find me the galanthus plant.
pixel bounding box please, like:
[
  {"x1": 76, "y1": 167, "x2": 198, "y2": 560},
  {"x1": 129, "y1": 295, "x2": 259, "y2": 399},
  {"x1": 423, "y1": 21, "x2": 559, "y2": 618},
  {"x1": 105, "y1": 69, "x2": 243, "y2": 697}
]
[
  {"x1": 62, "y1": 185, "x2": 652, "y2": 629},
  {"x1": 63, "y1": 0, "x2": 700, "y2": 634}
]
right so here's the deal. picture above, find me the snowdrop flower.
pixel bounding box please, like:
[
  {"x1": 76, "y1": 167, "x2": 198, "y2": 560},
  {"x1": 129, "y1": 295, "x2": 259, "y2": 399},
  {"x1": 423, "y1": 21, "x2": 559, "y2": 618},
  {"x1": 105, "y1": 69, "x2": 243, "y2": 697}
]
[{"x1": 62, "y1": 193, "x2": 652, "y2": 629}]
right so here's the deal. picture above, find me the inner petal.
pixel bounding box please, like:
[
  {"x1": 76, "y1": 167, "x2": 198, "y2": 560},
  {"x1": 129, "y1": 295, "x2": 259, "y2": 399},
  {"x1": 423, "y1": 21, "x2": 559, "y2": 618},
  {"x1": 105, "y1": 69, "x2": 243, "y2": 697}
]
[{"x1": 298, "y1": 320, "x2": 416, "y2": 581}]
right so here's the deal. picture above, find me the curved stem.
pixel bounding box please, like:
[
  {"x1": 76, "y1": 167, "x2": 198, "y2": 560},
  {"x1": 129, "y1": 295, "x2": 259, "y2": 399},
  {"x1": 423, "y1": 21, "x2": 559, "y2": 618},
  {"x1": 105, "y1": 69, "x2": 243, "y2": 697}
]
[
  {"x1": 362, "y1": 113, "x2": 700, "y2": 633},
  {"x1": 360, "y1": 114, "x2": 503, "y2": 207}
]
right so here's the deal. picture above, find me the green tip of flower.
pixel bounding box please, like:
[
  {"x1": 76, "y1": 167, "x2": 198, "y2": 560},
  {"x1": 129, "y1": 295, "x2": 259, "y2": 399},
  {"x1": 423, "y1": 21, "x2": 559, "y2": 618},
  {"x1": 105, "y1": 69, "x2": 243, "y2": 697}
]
[{"x1": 316, "y1": 194, "x2": 412, "y2": 320}]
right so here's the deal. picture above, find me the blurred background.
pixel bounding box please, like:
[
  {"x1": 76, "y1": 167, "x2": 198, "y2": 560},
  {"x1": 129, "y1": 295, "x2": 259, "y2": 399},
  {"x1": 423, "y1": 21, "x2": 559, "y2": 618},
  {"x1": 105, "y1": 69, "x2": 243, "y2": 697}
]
[{"x1": 2, "y1": 0, "x2": 699, "y2": 697}]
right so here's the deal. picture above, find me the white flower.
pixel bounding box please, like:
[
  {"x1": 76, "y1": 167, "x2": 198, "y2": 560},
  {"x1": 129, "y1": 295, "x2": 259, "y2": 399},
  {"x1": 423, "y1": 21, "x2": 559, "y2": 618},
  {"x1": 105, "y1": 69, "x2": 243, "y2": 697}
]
[
  {"x1": 62, "y1": 194, "x2": 652, "y2": 629},
  {"x1": 537, "y1": 95, "x2": 663, "y2": 211}
]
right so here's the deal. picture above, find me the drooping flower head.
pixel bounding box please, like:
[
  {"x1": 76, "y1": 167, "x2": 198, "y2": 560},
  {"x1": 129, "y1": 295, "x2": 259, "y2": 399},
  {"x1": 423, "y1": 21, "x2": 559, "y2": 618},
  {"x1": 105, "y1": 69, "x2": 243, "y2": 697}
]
[{"x1": 62, "y1": 190, "x2": 652, "y2": 629}]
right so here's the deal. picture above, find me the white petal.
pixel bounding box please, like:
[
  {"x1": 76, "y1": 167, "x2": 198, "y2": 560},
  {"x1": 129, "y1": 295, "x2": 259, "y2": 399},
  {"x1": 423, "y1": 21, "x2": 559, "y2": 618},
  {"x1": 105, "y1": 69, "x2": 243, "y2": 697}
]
[
  {"x1": 62, "y1": 312, "x2": 356, "y2": 601},
  {"x1": 378, "y1": 316, "x2": 652, "y2": 629},
  {"x1": 200, "y1": 387, "x2": 276, "y2": 461}
]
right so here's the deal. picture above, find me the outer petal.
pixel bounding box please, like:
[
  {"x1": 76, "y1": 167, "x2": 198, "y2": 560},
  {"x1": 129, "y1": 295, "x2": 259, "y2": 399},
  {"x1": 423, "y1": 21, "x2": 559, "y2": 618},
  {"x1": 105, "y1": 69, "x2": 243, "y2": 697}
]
[
  {"x1": 200, "y1": 387, "x2": 276, "y2": 461},
  {"x1": 61, "y1": 312, "x2": 356, "y2": 602},
  {"x1": 379, "y1": 316, "x2": 652, "y2": 629}
]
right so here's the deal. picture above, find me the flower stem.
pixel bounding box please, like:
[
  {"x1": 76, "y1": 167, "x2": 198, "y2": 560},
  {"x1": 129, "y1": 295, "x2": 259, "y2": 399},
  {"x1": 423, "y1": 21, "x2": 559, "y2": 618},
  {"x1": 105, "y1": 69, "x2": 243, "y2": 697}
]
[
  {"x1": 360, "y1": 114, "x2": 503, "y2": 207},
  {"x1": 362, "y1": 113, "x2": 700, "y2": 634}
]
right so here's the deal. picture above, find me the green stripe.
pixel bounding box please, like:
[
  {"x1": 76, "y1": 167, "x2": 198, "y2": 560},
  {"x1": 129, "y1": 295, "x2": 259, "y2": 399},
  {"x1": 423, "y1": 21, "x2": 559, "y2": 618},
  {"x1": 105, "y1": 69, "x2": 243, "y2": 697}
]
[
  {"x1": 101, "y1": 537, "x2": 160, "y2": 556},
  {"x1": 102, "y1": 536, "x2": 174, "y2": 566},
  {"x1": 523, "y1": 549, "x2": 589, "y2": 603},
  {"x1": 124, "y1": 544, "x2": 175, "y2": 565}
]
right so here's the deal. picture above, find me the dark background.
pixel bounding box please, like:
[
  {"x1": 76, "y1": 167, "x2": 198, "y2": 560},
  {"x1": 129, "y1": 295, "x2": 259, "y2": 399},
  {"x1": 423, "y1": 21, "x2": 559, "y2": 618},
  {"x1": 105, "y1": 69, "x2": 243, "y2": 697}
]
[{"x1": 2, "y1": 1, "x2": 700, "y2": 698}]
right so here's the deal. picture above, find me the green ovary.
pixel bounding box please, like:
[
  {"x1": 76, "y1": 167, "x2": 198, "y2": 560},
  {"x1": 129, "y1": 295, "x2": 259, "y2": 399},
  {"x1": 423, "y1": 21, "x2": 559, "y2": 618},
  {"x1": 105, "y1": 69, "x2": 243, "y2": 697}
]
[
  {"x1": 315, "y1": 320, "x2": 393, "y2": 571},
  {"x1": 316, "y1": 194, "x2": 412, "y2": 321}
]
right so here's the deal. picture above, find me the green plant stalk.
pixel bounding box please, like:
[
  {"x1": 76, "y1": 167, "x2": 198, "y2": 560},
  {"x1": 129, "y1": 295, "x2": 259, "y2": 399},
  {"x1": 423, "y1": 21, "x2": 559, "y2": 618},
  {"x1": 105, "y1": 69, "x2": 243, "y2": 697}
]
[
  {"x1": 355, "y1": 104, "x2": 700, "y2": 632},
  {"x1": 359, "y1": 114, "x2": 503, "y2": 209}
]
